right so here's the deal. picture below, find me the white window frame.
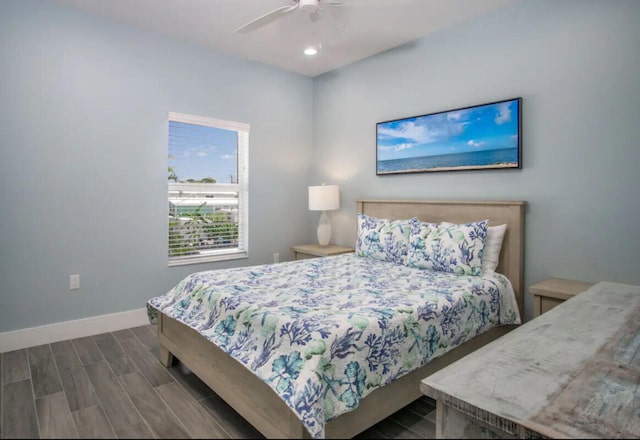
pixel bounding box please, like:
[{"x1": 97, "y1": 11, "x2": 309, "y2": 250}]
[{"x1": 167, "y1": 112, "x2": 249, "y2": 266}]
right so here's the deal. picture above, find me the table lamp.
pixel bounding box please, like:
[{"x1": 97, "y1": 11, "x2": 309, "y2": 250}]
[{"x1": 308, "y1": 184, "x2": 340, "y2": 247}]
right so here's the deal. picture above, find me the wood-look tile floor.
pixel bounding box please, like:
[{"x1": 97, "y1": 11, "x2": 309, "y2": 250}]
[{"x1": 0, "y1": 324, "x2": 437, "y2": 439}]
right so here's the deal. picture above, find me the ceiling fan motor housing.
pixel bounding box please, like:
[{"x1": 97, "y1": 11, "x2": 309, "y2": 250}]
[{"x1": 299, "y1": 0, "x2": 319, "y2": 12}]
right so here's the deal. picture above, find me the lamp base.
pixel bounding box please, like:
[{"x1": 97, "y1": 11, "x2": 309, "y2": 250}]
[{"x1": 317, "y1": 211, "x2": 331, "y2": 247}]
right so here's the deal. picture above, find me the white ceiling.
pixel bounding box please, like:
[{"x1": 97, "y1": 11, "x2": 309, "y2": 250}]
[{"x1": 52, "y1": 0, "x2": 514, "y2": 77}]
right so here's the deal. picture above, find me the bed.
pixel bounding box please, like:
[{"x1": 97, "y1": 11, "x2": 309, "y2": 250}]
[{"x1": 149, "y1": 199, "x2": 525, "y2": 439}]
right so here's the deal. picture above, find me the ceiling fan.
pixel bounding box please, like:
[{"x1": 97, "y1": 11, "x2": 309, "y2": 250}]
[{"x1": 235, "y1": 0, "x2": 345, "y2": 34}]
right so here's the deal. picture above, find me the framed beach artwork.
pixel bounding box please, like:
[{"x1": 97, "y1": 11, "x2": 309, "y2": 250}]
[{"x1": 376, "y1": 97, "x2": 522, "y2": 175}]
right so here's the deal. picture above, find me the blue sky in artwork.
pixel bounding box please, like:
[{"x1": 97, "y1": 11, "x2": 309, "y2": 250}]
[
  {"x1": 377, "y1": 99, "x2": 520, "y2": 162},
  {"x1": 168, "y1": 121, "x2": 238, "y2": 183}
]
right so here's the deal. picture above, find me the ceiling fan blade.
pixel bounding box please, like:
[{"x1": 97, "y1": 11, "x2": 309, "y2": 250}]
[
  {"x1": 310, "y1": 9, "x2": 321, "y2": 22},
  {"x1": 235, "y1": 5, "x2": 298, "y2": 33},
  {"x1": 310, "y1": 0, "x2": 347, "y2": 25}
]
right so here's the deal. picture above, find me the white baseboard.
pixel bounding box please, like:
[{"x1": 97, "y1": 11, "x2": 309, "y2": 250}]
[{"x1": 0, "y1": 308, "x2": 150, "y2": 353}]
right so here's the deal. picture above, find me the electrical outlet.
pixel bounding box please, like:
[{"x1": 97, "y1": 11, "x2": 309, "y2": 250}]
[
  {"x1": 273, "y1": 253, "x2": 279, "y2": 263},
  {"x1": 69, "y1": 274, "x2": 80, "y2": 290}
]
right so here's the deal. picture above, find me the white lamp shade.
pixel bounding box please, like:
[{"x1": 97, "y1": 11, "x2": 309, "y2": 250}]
[{"x1": 308, "y1": 185, "x2": 340, "y2": 211}]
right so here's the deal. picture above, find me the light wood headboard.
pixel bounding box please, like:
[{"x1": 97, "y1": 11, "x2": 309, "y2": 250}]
[{"x1": 356, "y1": 199, "x2": 526, "y2": 317}]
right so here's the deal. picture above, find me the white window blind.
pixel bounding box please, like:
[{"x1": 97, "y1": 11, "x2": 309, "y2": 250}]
[{"x1": 167, "y1": 112, "x2": 249, "y2": 266}]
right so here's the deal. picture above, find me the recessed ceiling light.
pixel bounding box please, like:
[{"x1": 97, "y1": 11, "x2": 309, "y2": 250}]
[{"x1": 304, "y1": 46, "x2": 318, "y2": 56}]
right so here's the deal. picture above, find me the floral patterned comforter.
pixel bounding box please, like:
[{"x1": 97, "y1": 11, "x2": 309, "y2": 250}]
[{"x1": 147, "y1": 253, "x2": 520, "y2": 438}]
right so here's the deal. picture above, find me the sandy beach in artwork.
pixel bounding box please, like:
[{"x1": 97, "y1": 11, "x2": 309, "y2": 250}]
[{"x1": 380, "y1": 162, "x2": 519, "y2": 174}]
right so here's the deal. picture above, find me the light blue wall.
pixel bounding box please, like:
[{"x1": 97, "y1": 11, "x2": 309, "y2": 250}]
[
  {"x1": 314, "y1": 0, "x2": 640, "y2": 319},
  {"x1": 0, "y1": 0, "x2": 314, "y2": 332},
  {"x1": 2, "y1": 0, "x2": 639, "y2": 332}
]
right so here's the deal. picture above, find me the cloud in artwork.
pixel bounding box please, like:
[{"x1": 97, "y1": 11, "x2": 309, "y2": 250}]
[
  {"x1": 495, "y1": 102, "x2": 512, "y2": 125},
  {"x1": 378, "y1": 143, "x2": 416, "y2": 151},
  {"x1": 393, "y1": 143, "x2": 415, "y2": 151},
  {"x1": 221, "y1": 153, "x2": 235, "y2": 159},
  {"x1": 378, "y1": 120, "x2": 432, "y2": 143}
]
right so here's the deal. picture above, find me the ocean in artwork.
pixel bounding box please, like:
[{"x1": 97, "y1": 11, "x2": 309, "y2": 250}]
[{"x1": 377, "y1": 147, "x2": 518, "y2": 174}]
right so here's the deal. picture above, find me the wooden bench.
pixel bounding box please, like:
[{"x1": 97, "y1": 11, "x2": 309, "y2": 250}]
[{"x1": 420, "y1": 281, "x2": 640, "y2": 439}]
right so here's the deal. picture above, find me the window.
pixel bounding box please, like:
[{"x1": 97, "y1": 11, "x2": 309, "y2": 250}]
[{"x1": 167, "y1": 112, "x2": 249, "y2": 266}]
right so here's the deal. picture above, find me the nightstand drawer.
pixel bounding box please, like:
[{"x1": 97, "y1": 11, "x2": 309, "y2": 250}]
[
  {"x1": 538, "y1": 296, "x2": 564, "y2": 314},
  {"x1": 531, "y1": 278, "x2": 593, "y2": 317},
  {"x1": 293, "y1": 252, "x2": 318, "y2": 261},
  {"x1": 291, "y1": 244, "x2": 354, "y2": 260}
]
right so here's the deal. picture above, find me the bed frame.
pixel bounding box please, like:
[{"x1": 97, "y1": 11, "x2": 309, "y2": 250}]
[{"x1": 157, "y1": 199, "x2": 526, "y2": 438}]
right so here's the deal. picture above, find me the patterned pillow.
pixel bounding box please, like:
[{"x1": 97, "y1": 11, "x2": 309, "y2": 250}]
[
  {"x1": 406, "y1": 220, "x2": 489, "y2": 276},
  {"x1": 355, "y1": 213, "x2": 415, "y2": 265},
  {"x1": 441, "y1": 222, "x2": 507, "y2": 275}
]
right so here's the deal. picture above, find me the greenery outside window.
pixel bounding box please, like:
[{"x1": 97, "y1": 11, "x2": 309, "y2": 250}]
[{"x1": 168, "y1": 112, "x2": 249, "y2": 266}]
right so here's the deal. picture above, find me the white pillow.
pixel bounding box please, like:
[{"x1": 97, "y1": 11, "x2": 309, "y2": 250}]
[{"x1": 482, "y1": 224, "x2": 507, "y2": 274}]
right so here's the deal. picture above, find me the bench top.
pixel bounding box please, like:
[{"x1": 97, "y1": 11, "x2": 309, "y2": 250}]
[{"x1": 421, "y1": 281, "x2": 640, "y2": 439}]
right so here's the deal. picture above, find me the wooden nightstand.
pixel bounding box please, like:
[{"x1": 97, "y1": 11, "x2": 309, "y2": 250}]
[
  {"x1": 291, "y1": 244, "x2": 354, "y2": 260},
  {"x1": 531, "y1": 277, "x2": 593, "y2": 317}
]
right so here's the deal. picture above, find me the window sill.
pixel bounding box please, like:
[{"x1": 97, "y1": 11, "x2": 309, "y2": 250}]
[{"x1": 168, "y1": 251, "x2": 248, "y2": 267}]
